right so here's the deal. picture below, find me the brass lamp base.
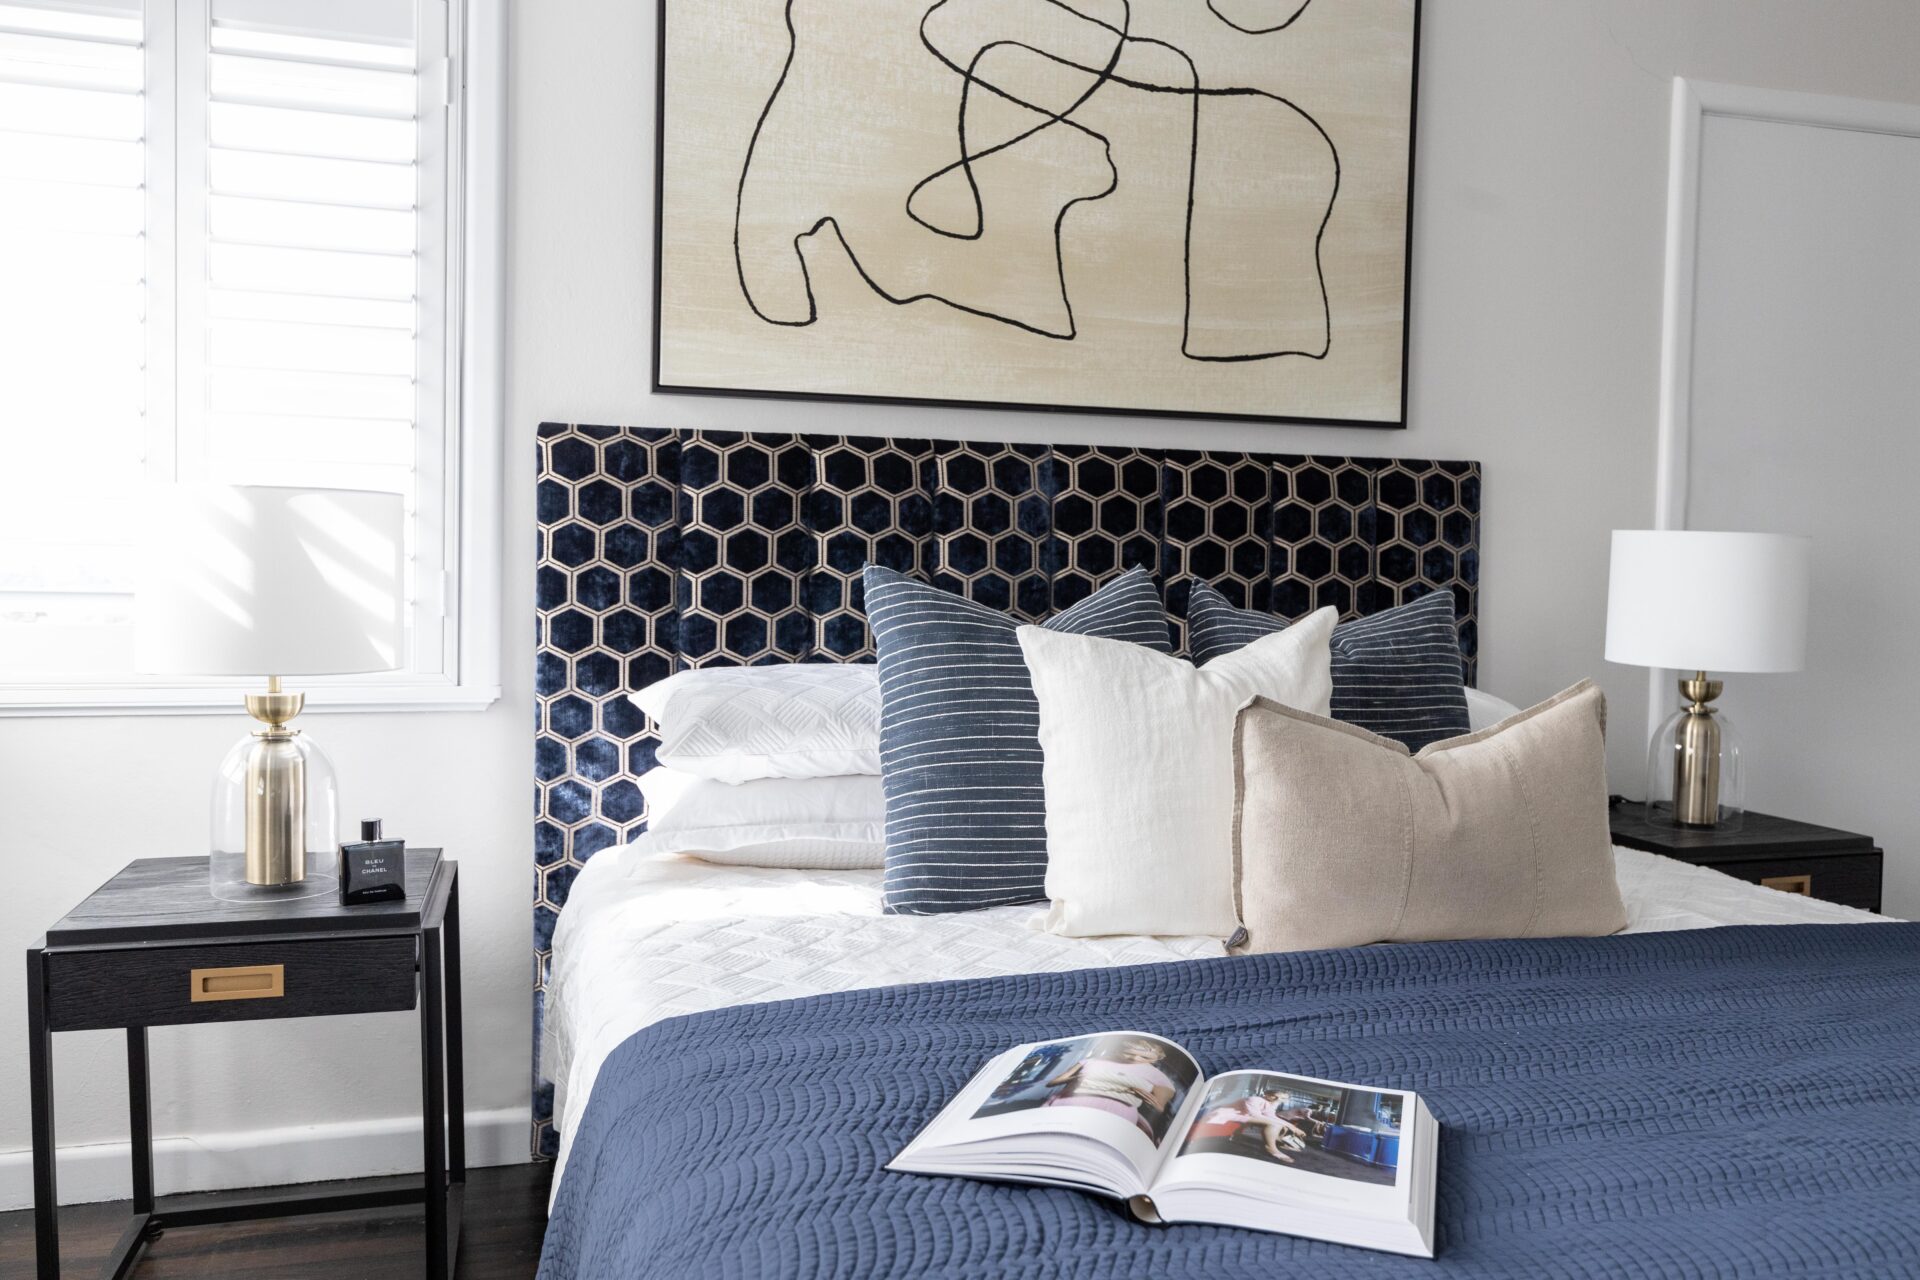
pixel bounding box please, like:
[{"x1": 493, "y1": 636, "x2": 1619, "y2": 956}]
[
  {"x1": 1671, "y1": 671, "x2": 1723, "y2": 828},
  {"x1": 241, "y1": 676, "x2": 307, "y2": 887}
]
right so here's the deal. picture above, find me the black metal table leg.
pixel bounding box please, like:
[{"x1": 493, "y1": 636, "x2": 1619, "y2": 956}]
[
  {"x1": 127, "y1": 1028, "x2": 153, "y2": 1216},
  {"x1": 28, "y1": 946, "x2": 59, "y2": 1280},
  {"x1": 103, "y1": 1214, "x2": 154, "y2": 1280},
  {"x1": 105, "y1": 1025, "x2": 161, "y2": 1278},
  {"x1": 421, "y1": 923, "x2": 448, "y2": 1280},
  {"x1": 444, "y1": 875, "x2": 466, "y2": 1187}
]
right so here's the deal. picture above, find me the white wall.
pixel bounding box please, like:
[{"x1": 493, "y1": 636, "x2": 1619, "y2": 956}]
[
  {"x1": 3, "y1": 0, "x2": 1916, "y2": 1207},
  {"x1": 1685, "y1": 111, "x2": 1920, "y2": 918}
]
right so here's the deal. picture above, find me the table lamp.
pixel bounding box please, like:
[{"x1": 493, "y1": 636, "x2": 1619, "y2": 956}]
[
  {"x1": 1604, "y1": 530, "x2": 1810, "y2": 831},
  {"x1": 136, "y1": 485, "x2": 405, "y2": 900}
]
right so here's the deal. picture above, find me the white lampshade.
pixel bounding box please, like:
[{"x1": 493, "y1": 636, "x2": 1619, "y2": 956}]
[
  {"x1": 1604, "y1": 530, "x2": 1810, "y2": 674},
  {"x1": 135, "y1": 484, "x2": 405, "y2": 676}
]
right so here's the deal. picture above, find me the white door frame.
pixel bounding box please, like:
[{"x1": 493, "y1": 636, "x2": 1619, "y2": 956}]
[{"x1": 1648, "y1": 77, "x2": 1920, "y2": 741}]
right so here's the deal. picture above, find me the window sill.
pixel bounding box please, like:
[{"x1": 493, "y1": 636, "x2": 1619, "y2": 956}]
[{"x1": 0, "y1": 680, "x2": 502, "y2": 718}]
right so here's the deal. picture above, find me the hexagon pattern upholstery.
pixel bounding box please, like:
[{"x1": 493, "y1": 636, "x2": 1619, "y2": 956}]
[{"x1": 532, "y1": 423, "x2": 1481, "y2": 1156}]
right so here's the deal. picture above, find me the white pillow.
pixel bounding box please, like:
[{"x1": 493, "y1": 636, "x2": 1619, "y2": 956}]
[
  {"x1": 626, "y1": 767, "x2": 884, "y2": 868},
  {"x1": 1019, "y1": 608, "x2": 1336, "y2": 939},
  {"x1": 630, "y1": 664, "x2": 880, "y2": 783},
  {"x1": 1465, "y1": 686, "x2": 1523, "y2": 732}
]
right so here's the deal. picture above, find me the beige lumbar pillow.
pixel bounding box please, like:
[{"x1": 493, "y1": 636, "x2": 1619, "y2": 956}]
[{"x1": 1232, "y1": 679, "x2": 1626, "y2": 955}]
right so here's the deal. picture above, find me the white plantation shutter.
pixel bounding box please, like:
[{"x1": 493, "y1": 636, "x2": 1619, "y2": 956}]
[
  {"x1": 0, "y1": 0, "x2": 149, "y2": 673},
  {"x1": 190, "y1": 0, "x2": 451, "y2": 673},
  {"x1": 0, "y1": 0, "x2": 480, "y2": 700}
]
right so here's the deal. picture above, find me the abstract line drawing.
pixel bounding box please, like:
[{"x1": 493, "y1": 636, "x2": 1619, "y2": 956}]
[
  {"x1": 735, "y1": 0, "x2": 1339, "y2": 361},
  {"x1": 656, "y1": 0, "x2": 1419, "y2": 426}
]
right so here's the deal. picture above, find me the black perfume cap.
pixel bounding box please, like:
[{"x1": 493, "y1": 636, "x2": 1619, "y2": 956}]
[{"x1": 361, "y1": 819, "x2": 382, "y2": 841}]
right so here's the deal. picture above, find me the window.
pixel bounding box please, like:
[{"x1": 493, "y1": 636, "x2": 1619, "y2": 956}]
[{"x1": 0, "y1": 0, "x2": 500, "y2": 713}]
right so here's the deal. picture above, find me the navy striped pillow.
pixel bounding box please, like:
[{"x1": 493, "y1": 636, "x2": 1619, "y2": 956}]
[
  {"x1": 863, "y1": 564, "x2": 1172, "y2": 915},
  {"x1": 1186, "y1": 579, "x2": 1471, "y2": 752}
]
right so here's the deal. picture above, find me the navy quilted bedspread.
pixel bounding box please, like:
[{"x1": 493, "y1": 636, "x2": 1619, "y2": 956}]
[{"x1": 539, "y1": 923, "x2": 1920, "y2": 1279}]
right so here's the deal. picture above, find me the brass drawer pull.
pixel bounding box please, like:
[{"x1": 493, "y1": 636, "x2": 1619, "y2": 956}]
[
  {"x1": 190, "y1": 964, "x2": 285, "y2": 1002},
  {"x1": 1760, "y1": 874, "x2": 1812, "y2": 896}
]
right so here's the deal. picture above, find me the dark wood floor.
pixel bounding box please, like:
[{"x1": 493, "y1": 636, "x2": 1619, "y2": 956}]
[{"x1": 0, "y1": 1162, "x2": 552, "y2": 1279}]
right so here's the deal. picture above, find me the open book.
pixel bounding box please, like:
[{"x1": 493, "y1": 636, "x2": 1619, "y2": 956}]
[{"x1": 889, "y1": 1031, "x2": 1437, "y2": 1258}]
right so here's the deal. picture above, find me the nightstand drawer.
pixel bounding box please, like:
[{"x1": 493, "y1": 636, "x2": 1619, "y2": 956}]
[
  {"x1": 44, "y1": 937, "x2": 418, "y2": 1031},
  {"x1": 1700, "y1": 853, "x2": 1883, "y2": 913}
]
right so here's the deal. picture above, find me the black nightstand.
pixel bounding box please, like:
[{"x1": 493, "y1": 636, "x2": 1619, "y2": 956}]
[
  {"x1": 1608, "y1": 807, "x2": 1883, "y2": 913},
  {"x1": 25, "y1": 850, "x2": 463, "y2": 1280}
]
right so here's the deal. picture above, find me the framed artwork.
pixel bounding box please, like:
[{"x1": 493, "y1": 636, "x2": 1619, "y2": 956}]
[{"x1": 652, "y1": 0, "x2": 1421, "y2": 427}]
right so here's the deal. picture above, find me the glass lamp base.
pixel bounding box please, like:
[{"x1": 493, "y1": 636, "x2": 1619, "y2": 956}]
[
  {"x1": 1642, "y1": 700, "x2": 1746, "y2": 833},
  {"x1": 209, "y1": 852, "x2": 339, "y2": 902},
  {"x1": 210, "y1": 719, "x2": 340, "y2": 903},
  {"x1": 1640, "y1": 800, "x2": 1745, "y2": 835}
]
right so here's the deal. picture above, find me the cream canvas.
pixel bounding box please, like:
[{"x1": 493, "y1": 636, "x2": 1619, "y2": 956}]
[{"x1": 655, "y1": 0, "x2": 1420, "y2": 424}]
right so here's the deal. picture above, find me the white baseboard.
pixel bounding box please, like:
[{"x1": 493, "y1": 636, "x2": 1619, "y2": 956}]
[{"x1": 0, "y1": 1108, "x2": 531, "y2": 1212}]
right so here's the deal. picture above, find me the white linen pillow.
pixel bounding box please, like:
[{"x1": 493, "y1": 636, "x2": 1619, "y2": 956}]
[
  {"x1": 627, "y1": 767, "x2": 884, "y2": 868},
  {"x1": 1465, "y1": 687, "x2": 1523, "y2": 732},
  {"x1": 1019, "y1": 607, "x2": 1336, "y2": 939},
  {"x1": 629, "y1": 663, "x2": 880, "y2": 784}
]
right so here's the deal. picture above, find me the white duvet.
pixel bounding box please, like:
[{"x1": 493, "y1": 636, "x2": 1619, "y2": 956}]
[{"x1": 543, "y1": 844, "x2": 1885, "y2": 1194}]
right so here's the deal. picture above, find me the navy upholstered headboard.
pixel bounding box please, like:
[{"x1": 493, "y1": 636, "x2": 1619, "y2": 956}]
[{"x1": 531, "y1": 425, "x2": 1480, "y2": 1155}]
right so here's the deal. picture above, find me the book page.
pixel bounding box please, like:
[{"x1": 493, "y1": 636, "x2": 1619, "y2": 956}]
[
  {"x1": 904, "y1": 1031, "x2": 1205, "y2": 1186},
  {"x1": 1155, "y1": 1070, "x2": 1412, "y2": 1215}
]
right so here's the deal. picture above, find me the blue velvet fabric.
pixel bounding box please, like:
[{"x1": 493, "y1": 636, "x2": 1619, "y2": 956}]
[{"x1": 540, "y1": 922, "x2": 1920, "y2": 1278}]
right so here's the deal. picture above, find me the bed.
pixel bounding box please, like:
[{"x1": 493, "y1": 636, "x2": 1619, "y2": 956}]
[
  {"x1": 536, "y1": 850, "x2": 1911, "y2": 1278},
  {"x1": 533, "y1": 427, "x2": 1917, "y2": 1277},
  {"x1": 532, "y1": 426, "x2": 1486, "y2": 1157},
  {"x1": 542, "y1": 842, "x2": 1886, "y2": 1194}
]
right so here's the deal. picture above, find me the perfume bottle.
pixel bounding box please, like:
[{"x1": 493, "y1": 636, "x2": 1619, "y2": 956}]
[{"x1": 339, "y1": 819, "x2": 407, "y2": 905}]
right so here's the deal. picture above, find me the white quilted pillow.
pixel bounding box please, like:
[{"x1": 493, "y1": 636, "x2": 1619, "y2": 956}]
[
  {"x1": 628, "y1": 767, "x2": 884, "y2": 868},
  {"x1": 629, "y1": 663, "x2": 881, "y2": 783}
]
